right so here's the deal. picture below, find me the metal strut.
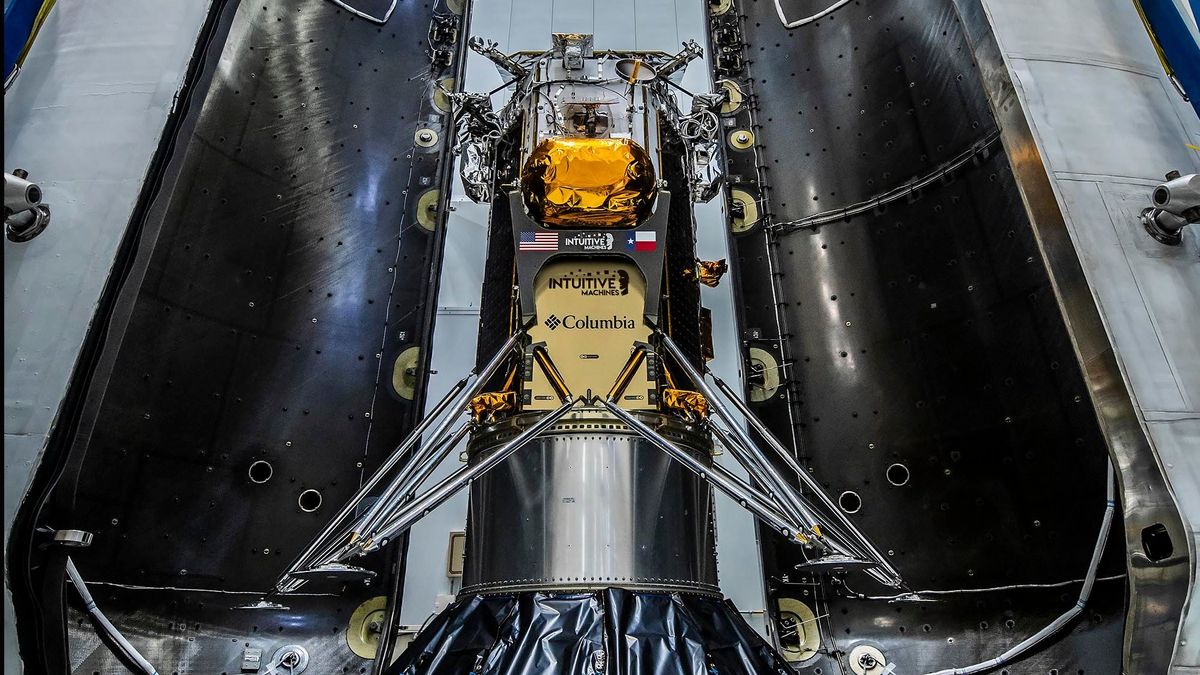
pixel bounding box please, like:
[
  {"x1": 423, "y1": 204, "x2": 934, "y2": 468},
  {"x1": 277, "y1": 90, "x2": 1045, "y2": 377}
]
[
  {"x1": 600, "y1": 399, "x2": 808, "y2": 542},
  {"x1": 276, "y1": 331, "x2": 525, "y2": 592},
  {"x1": 656, "y1": 333, "x2": 904, "y2": 588},
  {"x1": 353, "y1": 397, "x2": 580, "y2": 555}
]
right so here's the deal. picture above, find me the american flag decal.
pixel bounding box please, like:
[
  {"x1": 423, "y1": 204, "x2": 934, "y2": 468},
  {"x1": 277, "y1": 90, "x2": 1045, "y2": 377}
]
[{"x1": 519, "y1": 231, "x2": 559, "y2": 252}]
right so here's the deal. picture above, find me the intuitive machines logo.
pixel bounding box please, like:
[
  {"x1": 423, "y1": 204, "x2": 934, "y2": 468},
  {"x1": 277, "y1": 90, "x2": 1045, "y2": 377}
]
[
  {"x1": 562, "y1": 232, "x2": 614, "y2": 251},
  {"x1": 547, "y1": 269, "x2": 629, "y2": 296}
]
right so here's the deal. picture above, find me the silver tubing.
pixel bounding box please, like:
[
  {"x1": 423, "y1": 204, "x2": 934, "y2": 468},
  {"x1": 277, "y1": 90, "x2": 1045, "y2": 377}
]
[
  {"x1": 708, "y1": 371, "x2": 901, "y2": 582},
  {"x1": 402, "y1": 422, "x2": 475, "y2": 495},
  {"x1": 707, "y1": 451, "x2": 805, "y2": 536},
  {"x1": 356, "y1": 398, "x2": 579, "y2": 553},
  {"x1": 657, "y1": 335, "x2": 821, "y2": 532},
  {"x1": 707, "y1": 424, "x2": 832, "y2": 555},
  {"x1": 278, "y1": 331, "x2": 523, "y2": 590},
  {"x1": 354, "y1": 416, "x2": 472, "y2": 537},
  {"x1": 276, "y1": 376, "x2": 469, "y2": 588},
  {"x1": 710, "y1": 419, "x2": 869, "y2": 559},
  {"x1": 705, "y1": 419, "x2": 826, "y2": 543},
  {"x1": 68, "y1": 559, "x2": 160, "y2": 675},
  {"x1": 353, "y1": 331, "x2": 524, "y2": 535},
  {"x1": 354, "y1": 422, "x2": 474, "y2": 537},
  {"x1": 601, "y1": 400, "x2": 807, "y2": 543}
]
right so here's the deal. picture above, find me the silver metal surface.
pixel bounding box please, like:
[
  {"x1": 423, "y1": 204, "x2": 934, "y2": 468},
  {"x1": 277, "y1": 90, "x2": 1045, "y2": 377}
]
[
  {"x1": 52, "y1": 529, "x2": 93, "y2": 548},
  {"x1": 462, "y1": 410, "x2": 720, "y2": 595},
  {"x1": 956, "y1": 0, "x2": 1198, "y2": 669},
  {"x1": 269, "y1": 644, "x2": 310, "y2": 674}
]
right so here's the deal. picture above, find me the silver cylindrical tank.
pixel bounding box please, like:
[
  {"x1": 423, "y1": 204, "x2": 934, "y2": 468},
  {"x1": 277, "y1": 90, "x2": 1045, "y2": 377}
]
[{"x1": 461, "y1": 410, "x2": 719, "y2": 596}]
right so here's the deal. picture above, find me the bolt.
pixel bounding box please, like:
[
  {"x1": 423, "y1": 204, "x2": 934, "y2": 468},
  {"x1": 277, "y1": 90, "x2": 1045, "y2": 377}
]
[
  {"x1": 859, "y1": 653, "x2": 878, "y2": 668},
  {"x1": 734, "y1": 132, "x2": 750, "y2": 144},
  {"x1": 417, "y1": 130, "x2": 434, "y2": 143}
]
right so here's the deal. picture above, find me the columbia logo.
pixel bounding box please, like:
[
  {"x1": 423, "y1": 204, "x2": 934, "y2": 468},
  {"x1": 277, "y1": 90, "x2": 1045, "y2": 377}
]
[{"x1": 544, "y1": 314, "x2": 561, "y2": 330}]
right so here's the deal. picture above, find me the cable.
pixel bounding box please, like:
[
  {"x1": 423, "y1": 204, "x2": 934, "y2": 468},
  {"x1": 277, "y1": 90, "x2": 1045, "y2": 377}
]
[
  {"x1": 837, "y1": 574, "x2": 1126, "y2": 602},
  {"x1": 770, "y1": 130, "x2": 1001, "y2": 234},
  {"x1": 324, "y1": 0, "x2": 397, "y2": 24},
  {"x1": 66, "y1": 559, "x2": 160, "y2": 675},
  {"x1": 774, "y1": 0, "x2": 854, "y2": 29},
  {"x1": 922, "y1": 458, "x2": 1116, "y2": 675}
]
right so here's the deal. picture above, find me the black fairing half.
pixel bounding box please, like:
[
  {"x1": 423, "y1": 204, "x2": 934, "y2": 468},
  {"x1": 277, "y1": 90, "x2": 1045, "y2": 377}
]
[
  {"x1": 9, "y1": 0, "x2": 470, "y2": 671},
  {"x1": 706, "y1": 0, "x2": 1128, "y2": 672}
]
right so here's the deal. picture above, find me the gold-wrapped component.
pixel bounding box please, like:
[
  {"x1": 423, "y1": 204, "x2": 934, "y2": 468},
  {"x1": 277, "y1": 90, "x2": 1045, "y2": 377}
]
[
  {"x1": 469, "y1": 391, "x2": 516, "y2": 423},
  {"x1": 662, "y1": 388, "x2": 710, "y2": 420},
  {"x1": 521, "y1": 137, "x2": 657, "y2": 228},
  {"x1": 682, "y1": 258, "x2": 729, "y2": 288}
]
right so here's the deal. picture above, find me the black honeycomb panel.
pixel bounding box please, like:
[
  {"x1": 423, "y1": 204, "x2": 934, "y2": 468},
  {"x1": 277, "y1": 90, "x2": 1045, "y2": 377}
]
[
  {"x1": 50, "y1": 0, "x2": 465, "y2": 670},
  {"x1": 709, "y1": 0, "x2": 1123, "y2": 672},
  {"x1": 662, "y1": 133, "x2": 705, "y2": 368}
]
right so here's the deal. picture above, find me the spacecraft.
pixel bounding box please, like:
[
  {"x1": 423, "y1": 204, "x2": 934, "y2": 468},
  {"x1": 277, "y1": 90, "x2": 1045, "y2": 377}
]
[{"x1": 275, "y1": 34, "x2": 901, "y2": 673}]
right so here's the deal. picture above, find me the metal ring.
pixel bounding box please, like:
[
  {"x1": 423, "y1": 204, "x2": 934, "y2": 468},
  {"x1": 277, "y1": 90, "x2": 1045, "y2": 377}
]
[
  {"x1": 248, "y1": 460, "x2": 274, "y2": 484},
  {"x1": 839, "y1": 490, "x2": 862, "y2": 514},
  {"x1": 886, "y1": 463, "x2": 910, "y2": 487},
  {"x1": 298, "y1": 489, "x2": 323, "y2": 513}
]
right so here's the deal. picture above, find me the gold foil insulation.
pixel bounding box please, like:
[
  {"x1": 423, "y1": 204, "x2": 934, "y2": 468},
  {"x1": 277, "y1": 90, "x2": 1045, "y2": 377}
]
[
  {"x1": 683, "y1": 259, "x2": 729, "y2": 288},
  {"x1": 469, "y1": 391, "x2": 516, "y2": 423},
  {"x1": 521, "y1": 137, "x2": 657, "y2": 228},
  {"x1": 662, "y1": 388, "x2": 710, "y2": 420}
]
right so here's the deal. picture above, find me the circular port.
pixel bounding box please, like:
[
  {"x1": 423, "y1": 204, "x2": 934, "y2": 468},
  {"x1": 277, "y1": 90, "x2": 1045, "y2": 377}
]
[
  {"x1": 1152, "y1": 186, "x2": 1170, "y2": 207},
  {"x1": 886, "y1": 463, "x2": 910, "y2": 487},
  {"x1": 839, "y1": 490, "x2": 862, "y2": 514},
  {"x1": 248, "y1": 460, "x2": 274, "y2": 484},
  {"x1": 298, "y1": 489, "x2": 323, "y2": 513}
]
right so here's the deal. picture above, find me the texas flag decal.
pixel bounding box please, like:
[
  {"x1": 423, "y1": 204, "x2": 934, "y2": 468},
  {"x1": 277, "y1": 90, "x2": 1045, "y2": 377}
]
[{"x1": 627, "y1": 231, "x2": 657, "y2": 252}]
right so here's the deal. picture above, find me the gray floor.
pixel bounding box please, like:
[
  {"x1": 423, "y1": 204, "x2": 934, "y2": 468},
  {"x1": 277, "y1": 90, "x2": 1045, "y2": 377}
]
[{"x1": 396, "y1": 0, "x2": 771, "y2": 638}]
